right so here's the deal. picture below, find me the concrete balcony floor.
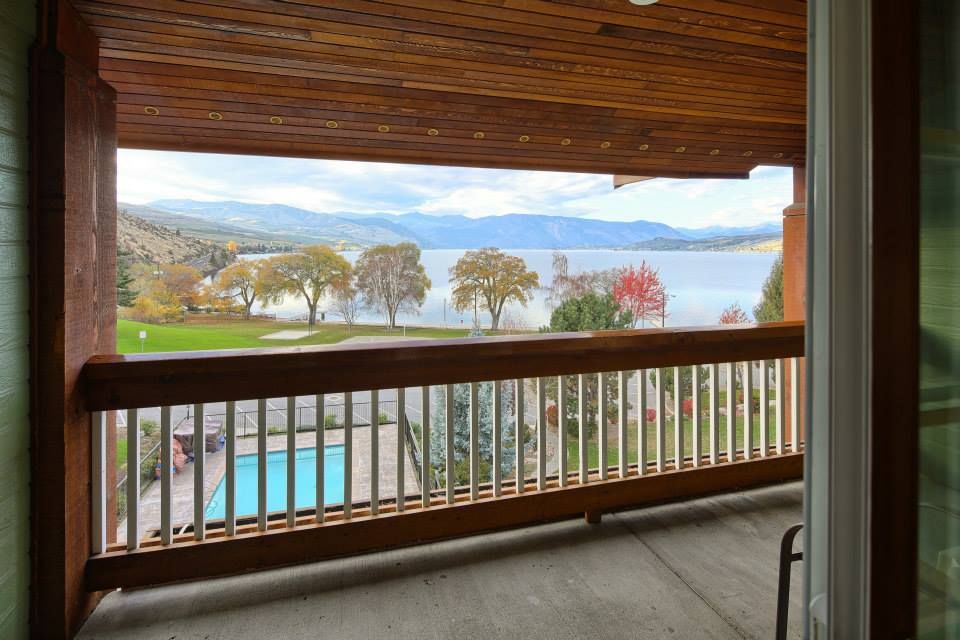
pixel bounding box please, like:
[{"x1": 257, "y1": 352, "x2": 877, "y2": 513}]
[{"x1": 79, "y1": 482, "x2": 803, "y2": 640}]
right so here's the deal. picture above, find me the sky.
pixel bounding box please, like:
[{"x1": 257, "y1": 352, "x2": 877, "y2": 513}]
[{"x1": 118, "y1": 149, "x2": 793, "y2": 230}]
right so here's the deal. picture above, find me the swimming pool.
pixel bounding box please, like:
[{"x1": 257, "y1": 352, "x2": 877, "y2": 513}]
[{"x1": 204, "y1": 445, "x2": 345, "y2": 520}]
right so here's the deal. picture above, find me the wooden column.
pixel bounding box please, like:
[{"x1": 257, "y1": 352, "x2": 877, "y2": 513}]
[
  {"x1": 783, "y1": 166, "x2": 806, "y2": 443},
  {"x1": 30, "y1": 0, "x2": 116, "y2": 637}
]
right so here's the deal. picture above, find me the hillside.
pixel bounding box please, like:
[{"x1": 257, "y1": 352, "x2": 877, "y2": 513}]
[
  {"x1": 626, "y1": 233, "x2": 783, "y2": 253},
  {"x1": 118, "y1": 210, "x2": 231, "y2": 274},
  {"x1": 119, "y1": 199, "x2": 784, "y2": 251}
]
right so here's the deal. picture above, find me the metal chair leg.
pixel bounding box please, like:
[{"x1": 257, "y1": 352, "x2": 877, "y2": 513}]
[{"x1": 776, "y1": 523, "x2": 804, "y2": 640}]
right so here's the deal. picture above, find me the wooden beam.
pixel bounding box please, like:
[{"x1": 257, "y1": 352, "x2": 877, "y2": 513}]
[
  {"x1": 85, "y1": 452, "x2": 803, "y2": 591},
  {"x1": 31, "y1": 0, "x2": 116, "y2": 636},
  {"x1": 83, "y1": 322, "x2": 804, "y2": 411}
]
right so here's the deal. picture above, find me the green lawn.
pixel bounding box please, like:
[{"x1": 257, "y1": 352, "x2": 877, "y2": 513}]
[
  {"x1": 116, "y1": 437, "x2": 127, "y2": 470},
  {"x1": 117, "y1": 318, "x2": 476, "y2": 353},
  {"x1": 563, "y1": 412, "x2": 782, "y2": 473}
]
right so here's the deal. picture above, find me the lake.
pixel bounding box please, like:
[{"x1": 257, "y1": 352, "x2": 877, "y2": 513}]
[{"x1": 239, "y1": 249, "x2": 779, "y2": 329}]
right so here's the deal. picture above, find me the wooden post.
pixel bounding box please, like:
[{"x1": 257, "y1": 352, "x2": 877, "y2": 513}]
[
  {"x1": 782, "y1": 166, "x2": 806, "y2": 445},
  {"x1": 31, "y1": 0, "x2": 116, "y2": 636}
]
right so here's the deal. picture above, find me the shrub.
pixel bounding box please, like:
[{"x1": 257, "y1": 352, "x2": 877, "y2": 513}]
[
  {"x1": 645, "y1": 408, "x2": 657, "y2": 423},
  {"x1": 324, "y1": 414, "x2": 340, "y2": 429},
  {"x1": 682, "y1": 398, "x2": 694, "y2": 418},
  {"x1": 546, "y1": 403, "x2": 558, "y2": 427},
  {"x1": 378, "y1": 411, "x2": 391, "y2": 425}
]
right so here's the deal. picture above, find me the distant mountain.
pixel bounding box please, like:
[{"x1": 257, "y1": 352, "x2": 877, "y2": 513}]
[
  {"x1": 675, "y1": 222, "x2": 782, "y2": 239},
  {"x1": 371, "y1": 212, "x2": 684, "y2": 249},
  {"x1": 627, "y1": 233, "x2": 783, "y2": 253},
  {"x1": 122, "y1": 199, "x2": 781, "y2": 250}
]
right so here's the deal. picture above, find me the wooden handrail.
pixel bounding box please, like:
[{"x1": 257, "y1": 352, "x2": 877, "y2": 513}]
[{"x1": 83, "y1": 322, "x2": 804, "y2": 411}]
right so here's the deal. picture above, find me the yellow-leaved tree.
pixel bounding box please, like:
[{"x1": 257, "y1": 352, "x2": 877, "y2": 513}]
[
  {"x1": 449, "y1": 247, "x2": 539, "y2": 331},
  {"x1": 266, "y1": 246, "x2": 351, "y2": 326}
]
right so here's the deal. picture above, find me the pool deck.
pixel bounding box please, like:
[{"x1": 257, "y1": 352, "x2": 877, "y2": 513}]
[{"x1": 119, "y1": 424, "x2": 421, "y2": 541}]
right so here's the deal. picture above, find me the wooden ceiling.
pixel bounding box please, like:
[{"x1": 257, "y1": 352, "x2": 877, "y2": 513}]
[{"x1": 75, "y1": 0, "x2": 807, "y2": 179}]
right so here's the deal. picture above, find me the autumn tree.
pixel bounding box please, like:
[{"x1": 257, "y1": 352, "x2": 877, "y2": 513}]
[
  {"x1": 753, "y1": 254, "x2": 784, "y2": 322},
  {"x1": 212, "y1": 259, "x2": 271, "y2": 319},
  {"x1": 449, "y1": 248, "x2": 539, "y2": 330},
  {"x1": 157, "y1": 263, "x2": 203, "y2": 308},
  {"x1": 266, "y1": 245, "x2": 351, "y2": 326},
  {"x1": 331, "y1": 281, "x2": 363, "y2": 333},
  {"x1": 612, "y1": 262, "x2": 667, "y2": 328},
  {"x1": 719, "y1": 301, "x2": 750, "y2": 325},
  {"x1": 354, "y1": 242, "x2": 430, "y2": 329}
]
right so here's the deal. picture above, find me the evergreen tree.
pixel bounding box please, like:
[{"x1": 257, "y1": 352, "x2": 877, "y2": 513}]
[
  {"x1": 116, "y1": 249, "x2": 137, "y2": 307},
  {"x1": 429, "y1": 382, "x2": 517, "y2": 487},
  {"x1": 753, "y1": 254, "x2": 784, "y2": 322},
  {"x1": 547, "y1": 292, "x2": 634, "y2": 438}
]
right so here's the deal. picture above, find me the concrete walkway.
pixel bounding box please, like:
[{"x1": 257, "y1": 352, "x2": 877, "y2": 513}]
[{"x1": 81, "y1": 482, "x2": 803, "y2": 640}]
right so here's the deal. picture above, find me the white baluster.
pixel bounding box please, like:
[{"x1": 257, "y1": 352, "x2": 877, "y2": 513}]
[
  {"x1": 493, "y1": 381, "x2": 502, "y2": 497},
  {"x1": 618, "y1": 371, "x2": 629, "y2": 478},
  {"x1": 445, "y1": 384, "x2": 454, "y2": 504},
  {"x1": 161, "y1": 406, "x2": 173, "y2": 544},
  {"x1": 343, "y1": 392, "x2": 353, "y2": 518},
  {"x1": 470, "y1": 382, "x2": 480, "y2": 500},
  {"x1": 743, "y1": 362, "x2": 753, "y2": 460},
  {"x1": 286, "y1": 396, "x2": 297, "y2": 527},
  {"x1": 397, "y1": 387, "x2": 406, "y2": 512},
  {"x1": 727, "y1": 363, "x2": 736, "y2": 462},
  {"x1": 578, "y1": 374, "x2": 588, "y2": 484},
  {"x1": 759, "y1": 361, "x2": 770, "y2": 457},
  {"x1": 315, "y1": 394, "x2": 324, "y2": 523},
  {"x1": 537, "y1": 378, "x2": 546, "y2": 490},
  {"x1": 673, "y1": 367, "x2": 684, "y2": 470},
  {"x1": 257, "y1": 398, "x2": 268, "y2": 530},
  {"x1": 516, "y1": 379, "x2": 525, "y2": 494},
  {"x1": 558, "y1": 376, "x2": 568, "y2": 486},
  {"x1": 776, "y1": 359, "x2": 785, "y2": 455},
  {"x1": 126, "y1": 408, "x2": 140, "y2": 550},
  {"x1": 598, "y1": 373, "x2": 608, "y2": 481},
  {"x1": 791, "y1": 358, "x2": 800, "y2": 452},
  {"x1": 656, "y1": 368, "x2": 666, "y2": 473},
  {"x1": 691, "y1": 366, "x2": 701, "y2": 467},
  {"x1": 637, "y1": 369, "x2": 647, "y2": 476},
  {"x1": 194, "y1": 403, "x2": 205, "y2": 540},
  {"x1": 370, "y1": 389, "x2": 379, "y2": 515},
  {"x1": 421, "y1": 386, "x2": 431, "y2": 508},
  {"x1": 709, "y1": 364, "x2": 719, "y2": 465},
  {"x1": 91, "y1": 411, "x2": 106, "y2": 555}
]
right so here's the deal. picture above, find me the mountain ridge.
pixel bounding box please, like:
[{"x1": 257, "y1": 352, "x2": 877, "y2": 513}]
[{"x1": 128, "y1": 199, "x2": 782, "y2": 250}]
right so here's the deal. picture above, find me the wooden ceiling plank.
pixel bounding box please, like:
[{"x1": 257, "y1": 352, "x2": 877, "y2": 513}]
[
  {"x1": 115, "y1": 125, "x2": 760, "y2": 176},
  {"x1": 461, "y1": 0, "x2": 805, "y2": 51},
  {"x1": 98, "y1": 48, "x2": 803, "y2": 121},
  {"x1": 109, "y1": 81, "x2": 804, "y2": 144},
  {"x1": 88, "y1": 17, "x2": 806, "y2": 104},
  {"x1": 81, "y1": 6, "x2": 808, "y2": 101},
  {"x1": 117, "y1": 110, "x2": 795, "y2": 164},
  {"x1": 99, "y1": 65, "x2": 805, "y2": 130},
  {"x1": 625, "y1": 0, "x2": 805, "y2": 28},
  {"x1": 113, "y1": 92, "x2": 803, "y2": 153},
  {"x1": 81, "y1": 0, "x2": 805, "y2": 90},
  {"x1": 119, "y1": 131, "x2": 754, "y2": 179},
  {"x1": 97, "y1": 43, "x2": 804, "y2": 114}
]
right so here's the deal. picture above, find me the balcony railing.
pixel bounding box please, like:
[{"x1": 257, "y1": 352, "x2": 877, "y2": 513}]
[{"x1": 83, "y1": 322, "x2": 804, "y2": 591}]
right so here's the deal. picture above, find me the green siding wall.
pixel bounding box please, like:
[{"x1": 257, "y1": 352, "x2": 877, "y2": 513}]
[{"x1": 0, "y1": 0, "x2": 33, "y2": 637}]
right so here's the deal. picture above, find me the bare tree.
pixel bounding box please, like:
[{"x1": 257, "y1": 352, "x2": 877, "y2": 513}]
[
  {"x1": 332, "y1": 282, "x2": 363, "y2": 333},
  {"x1": 355, "y1": 242, "x2": 430, "y2": 329}
]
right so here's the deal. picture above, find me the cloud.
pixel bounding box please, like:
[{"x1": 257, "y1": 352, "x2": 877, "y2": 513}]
[{"x1": 118, "y1": 150, "x2": 793, "y2": 228}]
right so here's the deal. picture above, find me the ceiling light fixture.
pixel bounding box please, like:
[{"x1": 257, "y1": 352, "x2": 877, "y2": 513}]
[{"x1": 628, "y1": 0, "x2": 658, "y2": 5}]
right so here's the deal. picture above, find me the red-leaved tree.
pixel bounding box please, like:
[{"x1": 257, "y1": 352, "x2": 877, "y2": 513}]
[
  {"x1": 718, "y1": 302, "x2": 750, "y2": 325},
  {"x1": 612, "y1": 262, "x2": 667, "y2": 328}
]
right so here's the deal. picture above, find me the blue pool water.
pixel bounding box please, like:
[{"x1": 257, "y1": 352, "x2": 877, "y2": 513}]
[{"x1": 204, "y1": 445, "x2": 345, "y2": 520}]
